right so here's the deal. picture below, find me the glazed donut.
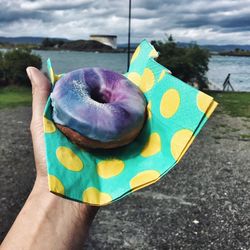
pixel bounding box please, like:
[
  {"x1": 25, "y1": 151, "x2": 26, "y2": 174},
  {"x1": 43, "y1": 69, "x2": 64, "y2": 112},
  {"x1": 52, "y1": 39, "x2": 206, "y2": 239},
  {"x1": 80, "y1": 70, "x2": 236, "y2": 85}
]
[{"x1": 51, "y1": 68, "x2": 147, "y2": 149}]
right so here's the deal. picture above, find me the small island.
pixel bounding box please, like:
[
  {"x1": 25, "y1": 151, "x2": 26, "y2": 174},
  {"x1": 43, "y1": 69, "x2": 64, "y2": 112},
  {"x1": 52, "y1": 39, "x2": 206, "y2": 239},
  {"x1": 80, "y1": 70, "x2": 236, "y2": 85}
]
[
  {"x1": 219, "y1": 48, "x2": 250, "y2": 57},
  {"x1": 0, "y1": 36, "x2": 129, "y2": 53},
  {"x1": 40, "y1": 38, "x2": 115, "y2": 52}
]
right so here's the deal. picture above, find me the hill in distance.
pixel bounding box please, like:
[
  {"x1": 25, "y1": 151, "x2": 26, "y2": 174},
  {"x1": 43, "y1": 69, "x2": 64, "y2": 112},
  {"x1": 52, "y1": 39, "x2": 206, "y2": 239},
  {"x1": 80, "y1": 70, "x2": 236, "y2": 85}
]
[
  {"x1": 176, "y1": 42, "x2": 250, "y2": 52},
  {"x1": 118, "y1": 42, "x2": 250, "y2": 52},
  {"x1": 1, "y1": 36, "x2": 250, "y2": 52},
  {"x1": 0, "y1": 36, "x2": 69, "y2": 44}
]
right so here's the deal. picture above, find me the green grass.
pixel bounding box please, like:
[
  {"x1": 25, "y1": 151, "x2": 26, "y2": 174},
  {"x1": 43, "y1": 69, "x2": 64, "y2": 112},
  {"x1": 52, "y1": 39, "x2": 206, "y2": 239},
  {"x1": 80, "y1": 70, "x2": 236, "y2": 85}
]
[
  {"x1": 230, "y1": 128, "x2": 240, "y2": 132},
  {"x1": 213, "y1": 135, "x2": 222, "y2": 140},
  {"x1": 0, "y1": 87, "x2": 249, "y2": 119},
  {"x1": 208, "y1": 91, "x2": 250, "y2": 118},
  {"x1": 0, "y1": 86, "x2": 32, "y2": 108},
  {"x1": 218, "y1": 124, "x2": 228, "y2": 128},
  {"x1": 240, "y1": 134, "x2": 250, "y2": 140}
]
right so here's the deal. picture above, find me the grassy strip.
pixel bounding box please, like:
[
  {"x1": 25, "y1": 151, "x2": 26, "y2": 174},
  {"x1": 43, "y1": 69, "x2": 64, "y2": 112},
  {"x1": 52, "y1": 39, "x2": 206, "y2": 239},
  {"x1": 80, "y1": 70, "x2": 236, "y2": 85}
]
[
  {"x1": 0, "y1": 87, "x2": 249, "y2": 119},
  {"x1": 0, "y1": 86, "x2": 32, "y2": 109},
  {"x1": 208, "y1": 91, "x2": 250, "y2": 118}
]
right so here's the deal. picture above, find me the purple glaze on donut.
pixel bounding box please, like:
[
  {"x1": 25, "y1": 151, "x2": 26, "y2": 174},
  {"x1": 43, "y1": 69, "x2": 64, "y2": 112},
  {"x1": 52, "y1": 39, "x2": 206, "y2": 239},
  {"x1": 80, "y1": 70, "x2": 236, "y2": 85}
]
[{"x1": 51, "y1": 68, "x2": 146, "y2": 142}]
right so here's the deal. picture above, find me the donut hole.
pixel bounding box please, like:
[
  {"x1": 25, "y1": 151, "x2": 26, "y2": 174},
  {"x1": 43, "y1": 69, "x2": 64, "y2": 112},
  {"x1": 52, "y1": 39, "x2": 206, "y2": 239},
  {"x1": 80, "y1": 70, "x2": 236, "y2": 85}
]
[{"x1": 90, "y1": 88, "x2": 111, "y2": 104}]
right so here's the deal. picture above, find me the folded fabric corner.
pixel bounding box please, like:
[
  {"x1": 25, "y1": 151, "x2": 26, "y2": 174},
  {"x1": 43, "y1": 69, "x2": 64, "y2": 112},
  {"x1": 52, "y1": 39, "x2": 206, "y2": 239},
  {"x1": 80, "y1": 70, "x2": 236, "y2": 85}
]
[{"x1": 43, "y1": 40, "x2": 218, "y2": 206}]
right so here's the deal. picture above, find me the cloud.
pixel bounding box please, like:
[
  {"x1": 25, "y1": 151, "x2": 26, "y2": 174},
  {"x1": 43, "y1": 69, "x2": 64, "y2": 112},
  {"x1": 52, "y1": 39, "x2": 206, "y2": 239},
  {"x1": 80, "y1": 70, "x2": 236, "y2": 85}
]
[
  {"x1": 0, "y1": 0, "x2": 250, "y2": 44},
  {"x1": 20, "y1": 0, "x2": 93, "y2": 11}
]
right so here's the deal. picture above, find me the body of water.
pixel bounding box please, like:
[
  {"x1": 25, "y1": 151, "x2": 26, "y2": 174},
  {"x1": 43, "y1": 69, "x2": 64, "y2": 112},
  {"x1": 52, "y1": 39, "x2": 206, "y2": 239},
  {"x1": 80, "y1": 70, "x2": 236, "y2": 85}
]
[
  {"x1": 34, "y1": 50, "x2": 250, "y2": 91},
  {"x1": 207, "y1": 55, "x2": 250, "y2": 91}
]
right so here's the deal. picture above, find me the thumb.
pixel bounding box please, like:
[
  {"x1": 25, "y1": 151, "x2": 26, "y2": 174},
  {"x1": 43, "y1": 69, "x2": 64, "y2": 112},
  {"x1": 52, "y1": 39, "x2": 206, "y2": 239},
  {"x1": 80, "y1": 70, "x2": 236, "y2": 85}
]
[
  {"x1": 27, "y1": 67, "x2": 51, "y2": 176},
  {"x1": 26, "y1": 67, "x2": 51, "y2": 127}
]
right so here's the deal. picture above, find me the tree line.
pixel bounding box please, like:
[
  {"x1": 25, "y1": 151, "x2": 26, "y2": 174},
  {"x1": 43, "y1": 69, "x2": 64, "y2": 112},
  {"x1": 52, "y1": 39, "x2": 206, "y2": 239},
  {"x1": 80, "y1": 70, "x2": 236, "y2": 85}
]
[
  {"x1": 152, "y1": 35, "x2": 210, "y2": 89},
  {"x1": 0, "y1": 36, "x2": 210, "y2": 90},
  {"x1": 0, "y1": 48, "x2": 42, "y2": 87}
]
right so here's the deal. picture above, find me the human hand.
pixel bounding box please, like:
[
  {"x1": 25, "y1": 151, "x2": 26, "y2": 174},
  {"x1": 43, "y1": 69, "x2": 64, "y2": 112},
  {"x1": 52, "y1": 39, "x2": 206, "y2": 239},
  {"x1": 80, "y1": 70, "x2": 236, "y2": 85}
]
[
  {"x1": 27, "y1": 67, "x2": 51, "y2": 180},
  {"x1": 1, "y1": 67, "x2": 98, "y2": 250}
]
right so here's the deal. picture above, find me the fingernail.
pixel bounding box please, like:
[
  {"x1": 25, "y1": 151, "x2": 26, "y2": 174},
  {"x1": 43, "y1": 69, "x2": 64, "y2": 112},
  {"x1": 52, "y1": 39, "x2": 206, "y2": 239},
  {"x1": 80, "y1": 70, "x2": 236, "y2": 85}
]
[{"x1": 26, "y1": 67, "x2": 33, "y2": 82}]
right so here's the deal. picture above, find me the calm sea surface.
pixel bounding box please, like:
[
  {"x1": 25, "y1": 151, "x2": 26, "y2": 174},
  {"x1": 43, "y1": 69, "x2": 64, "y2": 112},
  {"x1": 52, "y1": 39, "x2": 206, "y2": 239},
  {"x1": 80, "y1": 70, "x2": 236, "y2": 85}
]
[{"x1": 34, "y1": 50, "x2": 250, "y2": 91}]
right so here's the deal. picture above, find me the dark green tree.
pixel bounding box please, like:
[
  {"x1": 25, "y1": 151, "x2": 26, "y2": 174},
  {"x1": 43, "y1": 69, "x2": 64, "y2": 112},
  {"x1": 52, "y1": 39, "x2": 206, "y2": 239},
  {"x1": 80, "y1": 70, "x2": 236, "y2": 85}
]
[
  {"x1": 3, "y1": 48, "x2": 42, "y2": 86},
  {"x1": 42, "y1": 38, "x2": 54, "y2": 47},
  {"x1": 0, "y1": 51, "x2": 6, "y2": 87},
  {"x1": 152, "y1": 36, "x2": 210, "y2": 89},
  {"x1": 0, "y1": 51, "x2": 4, "y2": 77},
  {"x1": 42, "y1": 38, "x2": 65, "y2": 48}
]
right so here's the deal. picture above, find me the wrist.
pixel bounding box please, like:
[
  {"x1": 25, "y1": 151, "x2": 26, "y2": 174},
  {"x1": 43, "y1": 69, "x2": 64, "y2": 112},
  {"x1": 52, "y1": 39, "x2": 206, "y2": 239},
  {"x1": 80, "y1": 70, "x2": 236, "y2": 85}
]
[
  {"x1": 2, "y1": 176, "x2": 99, "y2": 250},
  {"x1": 28, "y1": 176, "x2": 99, "y2": 249},
  {"x1": 31, "y1": 176, "x2": 99, "y2": 243},
  {"x1": 32, "y1": 175, "x2": 99, "y2": 217}
]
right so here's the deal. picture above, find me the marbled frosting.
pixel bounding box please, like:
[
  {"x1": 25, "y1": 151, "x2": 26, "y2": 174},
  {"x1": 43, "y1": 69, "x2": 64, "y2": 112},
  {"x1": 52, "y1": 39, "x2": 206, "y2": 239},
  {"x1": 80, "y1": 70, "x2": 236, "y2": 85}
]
[{"x1": 51, "y1": 68, "x2": 147, "y2": 143}]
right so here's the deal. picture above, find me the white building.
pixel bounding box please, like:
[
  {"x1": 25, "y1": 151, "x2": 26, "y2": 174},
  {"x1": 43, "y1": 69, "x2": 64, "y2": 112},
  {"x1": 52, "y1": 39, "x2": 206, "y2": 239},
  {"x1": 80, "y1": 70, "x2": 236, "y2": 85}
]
[{"x1": 89, "y1": 35, "x2": 117, "y2": 49}]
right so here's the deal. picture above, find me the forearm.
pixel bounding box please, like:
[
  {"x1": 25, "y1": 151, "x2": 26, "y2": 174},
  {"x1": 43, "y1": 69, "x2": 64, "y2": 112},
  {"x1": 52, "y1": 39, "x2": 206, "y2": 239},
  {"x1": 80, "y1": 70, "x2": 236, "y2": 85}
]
[{"x1": 1, "y1": 178, "x2": 98, "y2": 250}]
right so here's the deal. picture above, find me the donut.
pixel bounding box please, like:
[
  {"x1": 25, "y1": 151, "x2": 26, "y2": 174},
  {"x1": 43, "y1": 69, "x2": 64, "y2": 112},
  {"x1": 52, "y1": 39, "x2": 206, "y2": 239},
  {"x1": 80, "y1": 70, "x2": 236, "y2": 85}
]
[{"x1": 50, "y1": 68, "x2": 147, "y2": 149}]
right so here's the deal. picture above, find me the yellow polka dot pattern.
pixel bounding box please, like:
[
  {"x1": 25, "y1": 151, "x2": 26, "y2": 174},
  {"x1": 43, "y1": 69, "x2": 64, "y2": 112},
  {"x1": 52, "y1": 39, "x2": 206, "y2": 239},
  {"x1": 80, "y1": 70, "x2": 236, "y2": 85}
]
[
  {"x1": 197, "y1": 91, "x2": 213, "y2": 114},
  {"x1": 126, "y1": 72, "x2": 141, "y2": 86},
  {"x1": 149, "y1": 49, "x2": 159, "y2": 58},
  {"x1": 130, "y1": 45, "x2": 141, "y2": 64},
  {"x1": 160, "y1": 89, "x2": 180, "y2": 118},
  {"x1": 158, "y1": 69, "x2": 167, "y2": 82},
  {"x1": 206, "y1": 100, "x2": 218, "y2": 118},
  {"x1": 44, "y1": 40, "x2": 217, "y2": 206},
  {"x1": 43, "y1": 117, "x2": 56, "y2": 133},
  {"x1": 49, "y1": 68, "x2": 55, "y2": 84},
  {"x1": 49, "y1": 175, "x2": 65, "y2": 195},
  {"x1": 97, "y1": 159, "x2": 125, "y2": 178},
  {"x1": 56, "y1": 146, "x2": 84, "y2": 171},
  {"x1": 141, "y1": 132, "x2": 161, "y2": 157},
  {"x1": 171, "y1": 129, "x2": 193, "y2": 160},
  {"x1": 47, "y1": 58, "x2": 62, "y2": 85},
  {"x1": 83, "y1": 187, "x2": 112, "y2": 205},
  {"x1": 140, "y1": 68, "x2": 155, "y2": 92},
  {"x1": 130, "y1": 170, "x2": 160, "y2": 190},
  {"x1": 177, "y1": 136, "x2": 195, "y2": 162},
  {"x1": 147, "y1": 101, "x2": 152, "y2": 120}
]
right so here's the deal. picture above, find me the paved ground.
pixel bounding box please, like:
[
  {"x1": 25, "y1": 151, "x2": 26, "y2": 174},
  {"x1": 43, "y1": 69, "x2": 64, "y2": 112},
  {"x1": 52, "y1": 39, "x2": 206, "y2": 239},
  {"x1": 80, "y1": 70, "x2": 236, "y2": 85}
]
[{"x1": 0, "y1": 105, "x2": 250, "y2": 249}]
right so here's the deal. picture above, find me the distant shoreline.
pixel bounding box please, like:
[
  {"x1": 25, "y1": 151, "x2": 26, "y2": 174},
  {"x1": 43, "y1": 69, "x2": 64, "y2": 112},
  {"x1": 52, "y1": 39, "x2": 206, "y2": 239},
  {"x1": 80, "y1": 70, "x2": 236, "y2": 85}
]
[
  {"x1": 218, "y1": 52, "x2": 250, "y2": 57},
  {"x1": 2, "y1": 45, "x2": 250, "y2": 57},
  {"x1": 33, "y1": 47, "x2": 134, "y2": 53},
  {"x1": 0, "y1": 45, "x2": 135, "y2": 53}
]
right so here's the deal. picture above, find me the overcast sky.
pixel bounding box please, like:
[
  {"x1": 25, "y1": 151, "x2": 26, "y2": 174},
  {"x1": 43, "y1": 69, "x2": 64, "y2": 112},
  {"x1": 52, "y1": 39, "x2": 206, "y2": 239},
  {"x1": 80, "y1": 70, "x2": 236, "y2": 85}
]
[{"x1": 1, "y1": 0, "x2": 250, "y2": 44}]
